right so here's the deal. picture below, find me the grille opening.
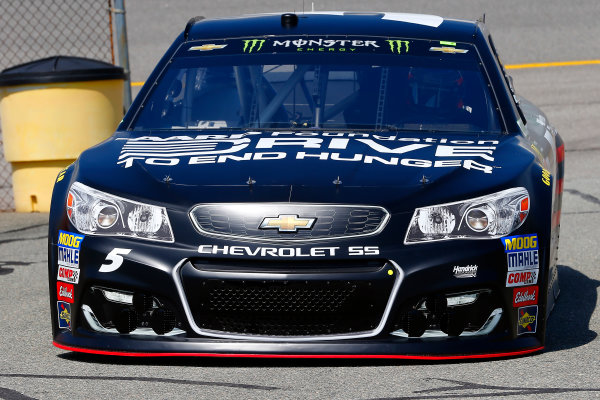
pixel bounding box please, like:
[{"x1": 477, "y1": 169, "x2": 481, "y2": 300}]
[
  {"x1": 80, "y1": 286, "x2": 185, "y2": 336},
  {"x1": 392, "y1": 289, "x2": 504, "y2": 338},
  {"x1": 181, "y1": 257, "x2": 397, "y2": 338}
]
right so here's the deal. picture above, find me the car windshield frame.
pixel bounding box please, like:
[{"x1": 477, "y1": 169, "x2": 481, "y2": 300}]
[{"x1": 128, "y1": 36, "x2": 505, "y2": 134}]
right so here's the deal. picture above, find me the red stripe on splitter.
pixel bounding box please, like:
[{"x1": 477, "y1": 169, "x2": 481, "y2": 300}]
[{"x1": 53, "y1": 341, "x2": 543, "y2": 360}]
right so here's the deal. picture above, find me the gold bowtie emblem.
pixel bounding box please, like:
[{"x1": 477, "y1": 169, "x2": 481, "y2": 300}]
[{"x1": 259, "y1": 214, "x2": 316, "y2": 232}]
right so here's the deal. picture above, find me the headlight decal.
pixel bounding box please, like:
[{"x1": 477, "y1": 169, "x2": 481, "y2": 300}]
[
  {"x1": 66, "y1": 182, "x2": 174, "y2": 242},
  {"x1": 404, "y1": 187, "x2": 529, "y2": 244}
]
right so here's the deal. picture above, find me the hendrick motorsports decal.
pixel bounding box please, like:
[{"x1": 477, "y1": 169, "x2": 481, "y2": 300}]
[
  {"x1": 57, "y1": 301, "x2": 71, "y2": 330},
  {"x1": 117, "y1": 132, "x2": 499, "y2": 174},
  {"x1": 517, "y1": 305, "x2": 538, "y2": 335},
  {"x1": 57, "y1": 230, "x2": 84, "y2": 269},
  {"x1": 453, "y1": 264, "x2": 477, "y2": 278},
  {"x1": 506, "y1": 269, "x2": 539, "y2": 287},
  {"x1": 198, "y1": 245, "x2": 379, "y2": 257},
  {"x1": 502, "y1": 233, "x2": 539, "y2": 271}
]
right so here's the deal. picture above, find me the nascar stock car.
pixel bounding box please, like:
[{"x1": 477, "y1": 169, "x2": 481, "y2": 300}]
[{"x1": 49, "y1": 12, "x2": 565, "y2": 359}]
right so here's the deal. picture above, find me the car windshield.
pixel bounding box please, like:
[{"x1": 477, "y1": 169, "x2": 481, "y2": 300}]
[{"x1": 131, "y1": 36, "x2": 502, "y2": 133}]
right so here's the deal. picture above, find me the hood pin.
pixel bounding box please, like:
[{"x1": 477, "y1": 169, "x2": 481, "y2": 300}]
[
  {"x1": 246, "y1": 176, "x2": 256, "y2": 186},
  {"x1": 333, "y1": 176, "x2": 342, "y2": 186}
]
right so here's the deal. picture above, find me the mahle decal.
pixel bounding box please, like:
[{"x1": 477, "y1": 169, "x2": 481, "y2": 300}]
[
  {"x1": 243, "y1": 39, "x2": 265, "y2": 53},
  {"x1": 387, "y1": 40, "x2": 409, "y2": 54}
]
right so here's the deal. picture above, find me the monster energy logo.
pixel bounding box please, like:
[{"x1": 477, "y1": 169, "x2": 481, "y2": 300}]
[
  {"x1": 387, "y1": 40, "x2": 409, "y2": 54},
  {"x1": 243, "y1": 39, "x2": 265, "y2": 53}
]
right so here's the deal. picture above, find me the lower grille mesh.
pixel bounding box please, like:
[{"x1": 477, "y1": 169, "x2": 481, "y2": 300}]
[{"x1": 180, "y1": 262, "x2": 396, "y2": 337}]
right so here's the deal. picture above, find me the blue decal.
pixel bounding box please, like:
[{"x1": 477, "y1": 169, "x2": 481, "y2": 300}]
[
  {"x1": 501, "y1": 233, "x2": 538, "y2": 253},
  {"x1": 57, "y1": 230, "x2": 84, "y2": 268},
  {"x1": 57, "y1": 301, "x2": 71, "y2": 330}
]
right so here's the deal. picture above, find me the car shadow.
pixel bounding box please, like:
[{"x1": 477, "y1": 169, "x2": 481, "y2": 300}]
[
  {"x1": 59, "y1": 264, "x2": 598, "y2": 367},
  {"x1": 545, "y1": 264, "x2": 599, "y2": 352}
]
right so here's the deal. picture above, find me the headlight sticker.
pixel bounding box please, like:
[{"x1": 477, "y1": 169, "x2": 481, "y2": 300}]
[{"x1": 506, "y1": 269, "x2": 539, "y2": 287}]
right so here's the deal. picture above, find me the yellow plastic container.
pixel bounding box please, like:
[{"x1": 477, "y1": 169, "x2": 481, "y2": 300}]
[{"x1": 0, "y1": 56, "x2": 125, "y2": 212}]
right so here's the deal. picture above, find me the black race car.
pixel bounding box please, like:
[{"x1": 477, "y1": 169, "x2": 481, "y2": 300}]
[{"x1": 49, "y1": 12, "x2": 564, "y2": 359}]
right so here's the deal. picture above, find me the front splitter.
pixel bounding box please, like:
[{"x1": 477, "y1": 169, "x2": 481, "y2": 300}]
[{"x1": 53, "y1": 330, "x2": 544, "y2": 360}]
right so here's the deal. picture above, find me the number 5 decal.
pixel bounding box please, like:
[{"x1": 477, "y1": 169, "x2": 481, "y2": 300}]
[{"x1": 99, "y1": 248, "x2": 131, "y2": 273}]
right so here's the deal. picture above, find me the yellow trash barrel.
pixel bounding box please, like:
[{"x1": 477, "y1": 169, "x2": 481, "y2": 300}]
[{"x1": 0, "y1": 56, "x2": 126, "y2": 212}]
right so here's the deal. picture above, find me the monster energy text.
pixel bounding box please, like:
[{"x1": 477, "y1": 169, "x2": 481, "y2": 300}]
[
  {"x1": 387, "y1": 40, "x2": 410, "y2": 54},
  {"x1": 243, "y1": 39, "x2": 265, "y2": 53}
]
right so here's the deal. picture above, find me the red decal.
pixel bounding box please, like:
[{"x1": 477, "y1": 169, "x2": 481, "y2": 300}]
[
  {"x1": 57, "y1": 282, "x2": 74, "y2": 303},
  {"x1": 513, "y1": 286, "x2": 538, "y2": 307}
]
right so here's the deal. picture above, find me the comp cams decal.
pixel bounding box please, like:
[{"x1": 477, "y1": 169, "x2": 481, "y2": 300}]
[
  {"x1": 198, "y1": 245, "x2": 379, "y2": 257},
  {"x1": 517, "y1": 305, "x2": 538, "y2": 335},
  {"x1": 57, "y1": 301, "x2": 71, "y2": 330},
  {"x1": 506, "y1": 270, "x2": 539, "y2": 287},
  {"x1": 57, "y1": 230, "x2": 84, "y2": 269},
  {"x1": 57, "y1": 265, "x2": 80, "y2": 284},
  {"x1": 117, "y1": 132, "x2": 499, "y2": 174},
  {"x1": 502, "y1": 233, "x2": 539, "y2": 271}
]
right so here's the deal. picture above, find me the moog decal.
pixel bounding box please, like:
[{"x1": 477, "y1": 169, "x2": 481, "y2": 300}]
[{"x1": 117, "y1": 132, "x2": 499, "y2": 173}]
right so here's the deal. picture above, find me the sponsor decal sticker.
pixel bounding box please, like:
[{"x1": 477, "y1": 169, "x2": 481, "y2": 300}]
[
  {"x1": 507, "y1": 250, "x2": 539, "y2": 271},
  {"x1": 57, "y1": 230, "x2": 84, "y2": 269},
  {"x1": 502, "y1": 234, "x2": 538, "y2": 253},
  {"x1": 452, "y1": 264, "x2": 477, "y2": 278},
  {"x1": 517, "y1": 305, "x2": 538, "y2": 335},
  {"x1": 116, "y1": 132, "x2": 499, "y2": 174},
  {"x1": 506, "y1": 269, "x2": 539, "y2": 287},
  {"x1": 386, "y1": 39, "x2": 409, "y2": 54},
  {"x1": 57, "y1": 265, "x2": 80, "y2": 284},
  {"x1": 57, "y1": 282, "x2": 74, "y2": 303},
  {"x1": 57, "y1": 301, "x2": 71, "y2": 330},
  {"x1": 242, "y1": 39, "x2": 265, "y2": 53},
  {"x1": 542, "y1": 168, "x2": 551, "y2": 186},
  {"x1": 502, "y1": 233, "x2": 539, "y2": 272},
  {"x1": 56, "y1": 169, "x2": 67, "y2": 182},
  {"x1": 513, "y1": 285, "x2": 538, "y2": 307}
]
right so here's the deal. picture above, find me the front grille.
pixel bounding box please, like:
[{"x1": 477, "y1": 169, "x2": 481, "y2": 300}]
[
  {"x1": 189, "y1": 203, "x2": 389, "y2": 241},
  {"x1": 180, "y1": 261, "x2": 397, "y2": 337}
]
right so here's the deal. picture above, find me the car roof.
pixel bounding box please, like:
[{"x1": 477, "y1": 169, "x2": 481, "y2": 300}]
[{"x1": 185, "y1": 12, "x2": 482, "y2": 44}]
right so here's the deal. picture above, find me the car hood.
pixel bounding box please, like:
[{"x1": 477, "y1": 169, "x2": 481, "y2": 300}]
[{"x1": 76, "y1": 130, "x2": 536, "y2": 212}]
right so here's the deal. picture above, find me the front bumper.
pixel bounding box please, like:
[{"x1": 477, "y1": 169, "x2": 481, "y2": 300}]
[{"x1": 49, "y1": 231, "x2": 547, "y2": 358}]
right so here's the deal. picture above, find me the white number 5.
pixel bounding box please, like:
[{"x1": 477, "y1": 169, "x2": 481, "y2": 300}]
[{"x1": 99, "y1": 248, "x2": 131, "y2": 273}]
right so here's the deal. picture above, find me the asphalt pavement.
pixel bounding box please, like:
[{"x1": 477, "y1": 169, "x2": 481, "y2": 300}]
[{"x1": 0, "y1": 1, "x2": 599, "y2": 399}]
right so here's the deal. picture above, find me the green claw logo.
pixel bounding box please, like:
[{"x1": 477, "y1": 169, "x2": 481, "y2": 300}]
[
  {"x1": 387, "y1": 40, "x2": 410, "y2": 54},
  {"x1": 243, "y1": 39, "x2": 266, "y2": 53}
]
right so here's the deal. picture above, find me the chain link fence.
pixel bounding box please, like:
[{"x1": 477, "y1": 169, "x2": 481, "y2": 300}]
[{"x1": 0, "y1": 0, "x2": 119, "y2": 211}]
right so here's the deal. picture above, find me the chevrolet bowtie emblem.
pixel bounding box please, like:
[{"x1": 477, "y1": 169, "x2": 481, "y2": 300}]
[
  {"x1": 259, "y1": 214, "x2": 316, "y2": 233},
  {"x1": 188, "y1": 44, "x2": 228, "y2": 51}
]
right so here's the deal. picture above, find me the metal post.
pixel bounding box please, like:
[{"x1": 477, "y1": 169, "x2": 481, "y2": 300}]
[{"x1": 112, "y1": 0, "x2": 132, "y2": 110}]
